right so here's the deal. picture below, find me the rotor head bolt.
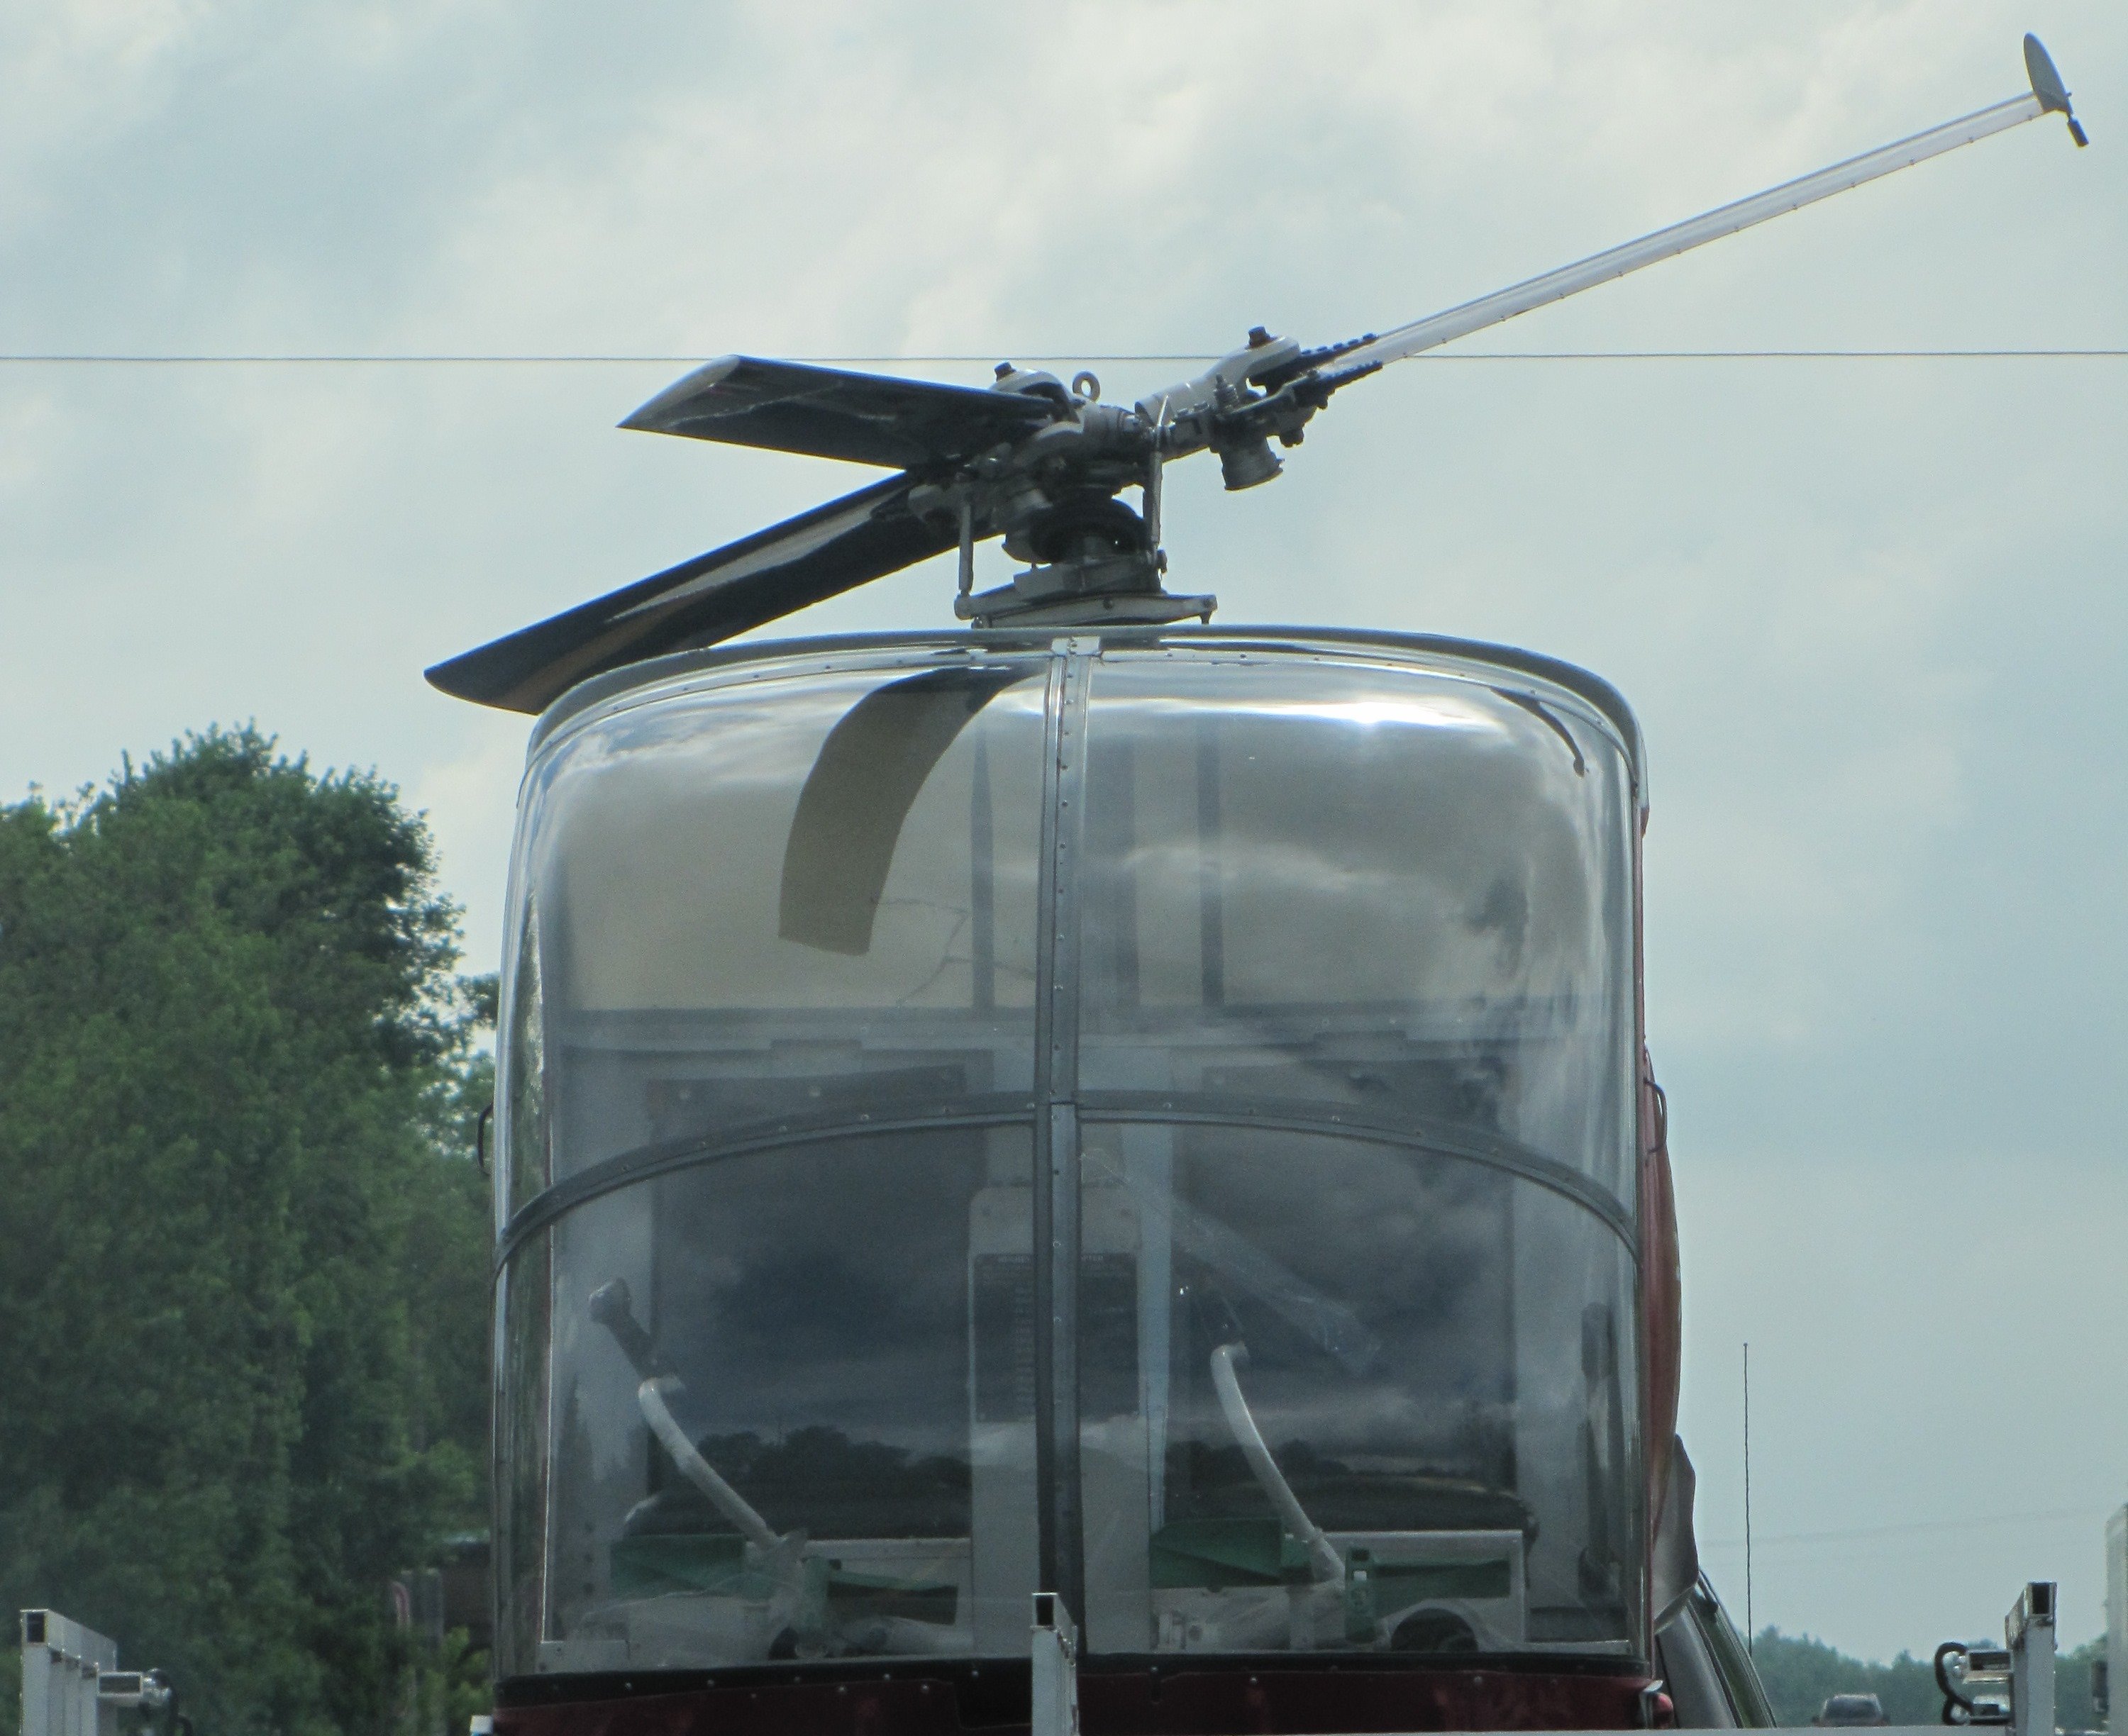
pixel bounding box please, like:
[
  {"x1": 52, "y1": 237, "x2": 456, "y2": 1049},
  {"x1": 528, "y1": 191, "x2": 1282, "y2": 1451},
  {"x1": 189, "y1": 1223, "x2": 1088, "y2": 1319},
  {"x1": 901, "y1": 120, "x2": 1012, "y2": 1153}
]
[{"x1": 1247, "y1": 326, "x2": 1273, "y2": 348}]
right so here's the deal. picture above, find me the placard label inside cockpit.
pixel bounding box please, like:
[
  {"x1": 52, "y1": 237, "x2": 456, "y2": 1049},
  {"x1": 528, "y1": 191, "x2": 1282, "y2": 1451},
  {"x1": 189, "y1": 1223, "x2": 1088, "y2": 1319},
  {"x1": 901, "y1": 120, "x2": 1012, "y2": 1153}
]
[{"x1": 972, "y1": 1253, "x2": 1139, "y2": 1423}]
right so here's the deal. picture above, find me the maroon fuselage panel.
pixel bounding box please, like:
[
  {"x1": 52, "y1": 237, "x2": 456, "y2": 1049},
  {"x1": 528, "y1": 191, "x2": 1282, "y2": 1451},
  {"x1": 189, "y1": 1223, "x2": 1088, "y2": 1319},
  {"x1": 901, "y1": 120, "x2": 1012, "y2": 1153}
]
[{"x1": 498, "y1": 1665, "x2": 1661, "y2": 1736}]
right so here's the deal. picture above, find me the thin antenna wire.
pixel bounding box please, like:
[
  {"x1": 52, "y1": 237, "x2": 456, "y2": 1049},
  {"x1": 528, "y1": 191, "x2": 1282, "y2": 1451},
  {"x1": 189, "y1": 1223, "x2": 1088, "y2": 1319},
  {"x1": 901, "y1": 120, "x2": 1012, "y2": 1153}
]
[{"x1": 1744, "y1": 1340, "x2": 1755, "y2": 1655}]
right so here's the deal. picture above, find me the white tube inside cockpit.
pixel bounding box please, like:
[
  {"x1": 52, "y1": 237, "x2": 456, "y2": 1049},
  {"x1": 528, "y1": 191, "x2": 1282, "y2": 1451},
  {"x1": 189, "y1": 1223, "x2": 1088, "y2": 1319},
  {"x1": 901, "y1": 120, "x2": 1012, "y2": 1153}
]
[
  {"x1": 1208, "y1": 1343, "x2": 1343, "y2": 1586},
  {"x1": 637, "y1": 1376, "x2": 782, "y2": 1554}
]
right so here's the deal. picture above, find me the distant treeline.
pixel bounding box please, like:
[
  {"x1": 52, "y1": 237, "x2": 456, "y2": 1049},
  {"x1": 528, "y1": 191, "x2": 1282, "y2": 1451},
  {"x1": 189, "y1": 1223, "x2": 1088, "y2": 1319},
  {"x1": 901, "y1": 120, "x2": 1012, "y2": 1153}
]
[
  {"x1": 1751, "y1": 1626, "x2": 2107, "y2": 1728},
  {"x1": 0, "y1": 730, "x2": 494, "y2": 1736}
]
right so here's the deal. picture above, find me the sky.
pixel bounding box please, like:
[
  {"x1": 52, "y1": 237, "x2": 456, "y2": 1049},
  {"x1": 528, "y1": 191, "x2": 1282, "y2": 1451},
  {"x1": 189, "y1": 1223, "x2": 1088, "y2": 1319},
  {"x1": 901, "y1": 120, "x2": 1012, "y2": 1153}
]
[{"x1": 2, "y1": 0, "x2": 2123, "y2": 1668}]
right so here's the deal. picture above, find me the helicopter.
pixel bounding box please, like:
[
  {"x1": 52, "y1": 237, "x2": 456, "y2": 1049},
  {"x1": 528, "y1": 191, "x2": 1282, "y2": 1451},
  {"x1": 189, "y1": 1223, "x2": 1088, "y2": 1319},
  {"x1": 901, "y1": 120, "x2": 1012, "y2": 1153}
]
[{"x1": 433, "y1": 36, "x2": 2085, "y2": 1736}]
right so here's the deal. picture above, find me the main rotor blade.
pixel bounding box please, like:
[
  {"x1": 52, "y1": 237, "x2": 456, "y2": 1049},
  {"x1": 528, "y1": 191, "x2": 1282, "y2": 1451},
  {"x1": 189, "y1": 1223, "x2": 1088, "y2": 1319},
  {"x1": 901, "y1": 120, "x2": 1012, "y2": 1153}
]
[
  {"x1": 424, "y1": 474, "x2": 956, "y2": 713},
  {"x1": 1319, "y1": 78, "x2": 2063, "y2": 382},
  {"x1": 779, "y1": 664, "x2": 1026, "y2": 955},
  {"x1": 623, "y1": 355, "x2": 1055, "y2": 469}
]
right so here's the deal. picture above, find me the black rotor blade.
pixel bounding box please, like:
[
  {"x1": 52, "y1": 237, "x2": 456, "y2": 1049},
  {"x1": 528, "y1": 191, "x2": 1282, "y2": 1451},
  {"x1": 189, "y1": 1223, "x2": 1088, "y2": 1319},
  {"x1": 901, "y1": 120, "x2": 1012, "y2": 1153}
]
[
  {"x1": 623, "y1": 355, "x2": 1055, "y2": 469},
  {"x1": 424, "y1": 474, "x2": 956, "y2": 714},
  {"x1": 780, "y1": 664, "x2": 1026, "y2": 956}
]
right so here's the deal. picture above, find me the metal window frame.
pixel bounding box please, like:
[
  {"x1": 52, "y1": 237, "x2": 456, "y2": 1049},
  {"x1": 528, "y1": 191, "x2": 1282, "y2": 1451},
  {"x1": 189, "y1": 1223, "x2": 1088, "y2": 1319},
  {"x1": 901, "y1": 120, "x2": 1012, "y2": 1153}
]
[{"x1": 1031, "y1": 637, "x2": 1096, "y2": 1614}]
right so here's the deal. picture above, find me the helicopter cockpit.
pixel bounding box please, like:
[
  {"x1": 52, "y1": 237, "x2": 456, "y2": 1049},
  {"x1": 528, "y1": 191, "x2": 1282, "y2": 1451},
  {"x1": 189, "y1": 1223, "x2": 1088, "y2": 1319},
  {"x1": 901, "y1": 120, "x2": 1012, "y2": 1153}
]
[{"x1": 490, "y1": 628, "x2": 1648, "y2": 1682}]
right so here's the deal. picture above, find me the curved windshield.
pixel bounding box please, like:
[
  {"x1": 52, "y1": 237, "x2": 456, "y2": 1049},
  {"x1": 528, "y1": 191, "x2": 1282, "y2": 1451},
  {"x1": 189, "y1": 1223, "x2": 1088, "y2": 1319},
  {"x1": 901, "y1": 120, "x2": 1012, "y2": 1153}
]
[
  {"x1": 1079, "y1": 654, "x2": 1637, "y2": 1198},
  {"x1": 492, "y1": 639, "x2": 1644, "y2": 1679},
  {"x1": 1073, "y1": 1125, "x2": 1640, "y2": 1656},
  {"x1": 493, "y1": 655, "x2": 1051, "y2": 1674},
  {"x1": 498, "y1": 1128, "x2": 1037, "y2": 1673},
  {"x1": 498, "y1": 657, "x2": 1050, "y2": 1201},
  {"x1": 1071, "y1": 655, "x2": 1641, "y2": 1654}
]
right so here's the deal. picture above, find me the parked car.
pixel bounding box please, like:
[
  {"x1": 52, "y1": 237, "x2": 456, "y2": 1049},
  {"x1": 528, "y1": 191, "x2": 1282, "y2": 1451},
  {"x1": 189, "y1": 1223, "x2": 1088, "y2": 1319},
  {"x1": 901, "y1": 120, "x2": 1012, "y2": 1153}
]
[{"x1": 1814, "y1": 1693, "x2": 1891, "y2": 1726}]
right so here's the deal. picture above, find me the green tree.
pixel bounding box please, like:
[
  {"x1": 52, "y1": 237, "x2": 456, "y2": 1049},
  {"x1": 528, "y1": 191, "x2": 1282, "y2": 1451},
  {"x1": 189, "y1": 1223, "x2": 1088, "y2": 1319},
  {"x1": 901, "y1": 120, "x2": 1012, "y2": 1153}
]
[{"x1": 0, "y1": 729, "x2": 493, "y2": 1736}]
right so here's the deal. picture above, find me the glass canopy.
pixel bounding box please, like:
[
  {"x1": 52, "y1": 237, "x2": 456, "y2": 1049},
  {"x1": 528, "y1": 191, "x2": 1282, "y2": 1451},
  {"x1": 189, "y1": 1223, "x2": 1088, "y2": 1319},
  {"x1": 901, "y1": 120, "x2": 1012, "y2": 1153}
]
[{"x1": 490, "y1": 631, "x2": 1646, "y2": 1681}]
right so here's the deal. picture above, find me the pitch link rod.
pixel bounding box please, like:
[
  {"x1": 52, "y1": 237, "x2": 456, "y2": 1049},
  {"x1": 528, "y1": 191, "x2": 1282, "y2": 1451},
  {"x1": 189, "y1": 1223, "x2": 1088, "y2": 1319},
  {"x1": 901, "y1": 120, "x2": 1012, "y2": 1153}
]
[{"x1": 1319, "y1": 45, "x2": 2083, "y2": 382}]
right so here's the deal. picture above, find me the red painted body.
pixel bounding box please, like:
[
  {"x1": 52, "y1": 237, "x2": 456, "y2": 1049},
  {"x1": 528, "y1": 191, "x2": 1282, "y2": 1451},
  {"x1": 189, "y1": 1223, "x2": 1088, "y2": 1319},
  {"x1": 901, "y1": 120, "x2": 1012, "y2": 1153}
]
[
  {"x1": 1640, "y1": 1051, "x2": 1684, "y2": 1608},
  {"x1": 499, "y1": 1662, "x2": 1666, "y2": 1736}
]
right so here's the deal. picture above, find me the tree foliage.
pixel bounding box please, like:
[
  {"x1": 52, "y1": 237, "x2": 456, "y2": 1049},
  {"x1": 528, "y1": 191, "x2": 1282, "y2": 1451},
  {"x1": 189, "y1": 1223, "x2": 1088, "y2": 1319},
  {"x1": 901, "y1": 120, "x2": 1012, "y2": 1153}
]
[{"x1": 0, "y1": 729, "x2": 493, "y2": 1736}]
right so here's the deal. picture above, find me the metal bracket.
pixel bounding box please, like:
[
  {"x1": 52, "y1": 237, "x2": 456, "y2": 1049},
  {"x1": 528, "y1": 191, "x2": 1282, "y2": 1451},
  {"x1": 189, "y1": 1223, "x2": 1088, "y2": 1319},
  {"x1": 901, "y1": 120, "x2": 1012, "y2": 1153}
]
[
  {"x1": 1031, "y1": 1593, "x2": 1080, "y2": 1736},
  {"x1": 960, "y1": 583, "x2": 1217, "y2": 631},
  {"x1": 2007, "y1": 1581, "x2": 2056, "y2": 1736}
]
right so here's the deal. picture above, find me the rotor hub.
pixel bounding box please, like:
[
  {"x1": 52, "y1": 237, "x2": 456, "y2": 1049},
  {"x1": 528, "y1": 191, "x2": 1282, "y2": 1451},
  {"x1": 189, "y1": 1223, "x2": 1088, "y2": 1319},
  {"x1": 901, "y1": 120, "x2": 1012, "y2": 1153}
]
[{"x1": 1016, "y1": 492, "x2": 1148, "y2": 565}]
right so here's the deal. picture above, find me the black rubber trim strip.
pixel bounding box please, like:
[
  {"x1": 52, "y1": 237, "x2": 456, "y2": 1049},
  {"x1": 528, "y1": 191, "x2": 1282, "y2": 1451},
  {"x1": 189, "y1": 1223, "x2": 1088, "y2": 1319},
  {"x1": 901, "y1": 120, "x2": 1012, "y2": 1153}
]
[
  {"x1": 1074, "y1": 1090, "x2": 1636, "y2": 1252},
  {"x1": 494, "y1": 1091, "x2": 1634, "y2": 1272},
  {"x1": 493, "y1": 1094, "x2": 1038, "y2": 1273}
]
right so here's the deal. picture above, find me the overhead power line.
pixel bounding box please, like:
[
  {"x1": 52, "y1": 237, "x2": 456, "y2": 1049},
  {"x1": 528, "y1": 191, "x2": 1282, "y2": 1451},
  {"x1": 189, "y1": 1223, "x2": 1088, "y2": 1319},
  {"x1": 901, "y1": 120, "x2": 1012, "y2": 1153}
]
[
  {"x1": 0, "y1": 348, "x2": 2120, "y2": 367},
  {"x1": 1699, "y1": 1501, "x2": 2112, "y2": 1551}
]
